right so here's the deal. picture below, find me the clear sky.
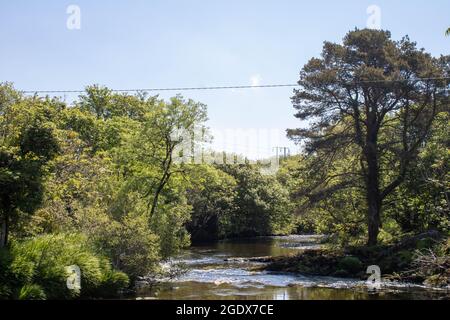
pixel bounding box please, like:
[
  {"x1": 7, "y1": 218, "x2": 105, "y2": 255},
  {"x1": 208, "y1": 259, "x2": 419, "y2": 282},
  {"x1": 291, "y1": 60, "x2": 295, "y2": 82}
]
[{"x1": 1, "y1": 1, "x2": 449, "y2": 158}]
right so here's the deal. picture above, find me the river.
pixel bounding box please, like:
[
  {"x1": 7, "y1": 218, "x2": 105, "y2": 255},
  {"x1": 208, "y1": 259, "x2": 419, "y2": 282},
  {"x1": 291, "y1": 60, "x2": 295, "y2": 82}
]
[{"x1": 136, "y1": 235, "x2": 449, "y2": 300}]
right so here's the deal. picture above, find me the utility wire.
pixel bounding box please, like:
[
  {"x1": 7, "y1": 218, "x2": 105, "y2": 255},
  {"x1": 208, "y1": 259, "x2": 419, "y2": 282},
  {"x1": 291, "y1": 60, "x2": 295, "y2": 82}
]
[
  {"x1": 21, "y1": 77, "x2": 450, "y2": 94},
  {"x1": 21, "y1": 84, "x2": 298, "y2": 94}
]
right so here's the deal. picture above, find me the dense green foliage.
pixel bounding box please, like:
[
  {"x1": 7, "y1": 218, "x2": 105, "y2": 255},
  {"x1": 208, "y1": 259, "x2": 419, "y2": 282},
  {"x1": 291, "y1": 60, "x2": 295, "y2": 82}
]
[
  {"x1": 287, "y1": 29, "x2": 449, "y2": 245},
  {"x1": 187, "y1": 164, "x2": 294, "y2": 242},
  {"x1": 0, "y1": 234, "x2": 128, "y2": 299},
  {"x1": 272, "y1": 30, "x2": 449, "y2": 286},
  {"x1": 0, "y1": 83, "x2": 295, "y2": 299},
  {"x1": 0, "y1": 86, "x2": 59, "y2": 247},
  {"x1": 0, "y1": 29, "x2": 448, "y2": 298}
]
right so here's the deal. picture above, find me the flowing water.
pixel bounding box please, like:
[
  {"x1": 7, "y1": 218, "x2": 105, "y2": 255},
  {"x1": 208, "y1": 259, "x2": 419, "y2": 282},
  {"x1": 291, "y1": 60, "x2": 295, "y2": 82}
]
[{"x1": 136, "y1": 235, "x2": 449, "y2": 300}]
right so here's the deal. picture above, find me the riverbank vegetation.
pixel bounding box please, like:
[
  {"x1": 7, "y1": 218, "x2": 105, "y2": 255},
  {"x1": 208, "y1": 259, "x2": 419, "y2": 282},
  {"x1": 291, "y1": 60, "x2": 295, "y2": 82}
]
[
  {"x1": 266, "y1": 232, "x2": 449, "y2": 287},
  {"x1": 0, "y1": 82, "x2": 295, "y2": 299},
  {"x1": 0, "y1": 29, "x2": 449, "y2": 299},
  {"x1": 271, "y1": 29, "x2": 449, "y2": 287}
]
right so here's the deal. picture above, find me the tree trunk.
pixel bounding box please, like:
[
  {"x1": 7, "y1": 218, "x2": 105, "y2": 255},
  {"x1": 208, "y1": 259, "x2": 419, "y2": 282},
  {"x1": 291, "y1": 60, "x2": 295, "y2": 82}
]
[
  {"x1": 365, "y1": 122, "x2": 382, "y2": 246},
  {"x1": 149, "y1": 142, "x2": 174, "y2": 220},
  {"x1": 0, "y1": 214, "x2": 9, "y2": 248},
  {"x1": 367, "y1": 191, "x2": 381, "y2": 246},
  {"x1": 150, "y1": 178, "x2": 166, "y2": 219}
]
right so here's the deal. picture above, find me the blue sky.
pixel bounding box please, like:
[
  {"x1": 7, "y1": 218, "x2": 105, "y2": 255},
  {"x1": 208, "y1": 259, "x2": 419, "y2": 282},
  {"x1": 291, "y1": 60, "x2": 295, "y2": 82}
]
[{"x1": 1, "y1": 1, "x2": 449, "y2": 158}]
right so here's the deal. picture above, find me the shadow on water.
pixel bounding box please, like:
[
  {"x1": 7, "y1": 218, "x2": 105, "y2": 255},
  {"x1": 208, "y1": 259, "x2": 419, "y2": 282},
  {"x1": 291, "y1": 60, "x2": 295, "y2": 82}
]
[{"x1": 136, "y1": 236, "x2": 450, "y2": 300}]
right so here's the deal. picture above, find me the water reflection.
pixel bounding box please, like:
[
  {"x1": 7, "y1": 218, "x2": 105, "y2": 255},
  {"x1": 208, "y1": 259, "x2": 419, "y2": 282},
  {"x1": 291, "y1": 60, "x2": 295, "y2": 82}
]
[
  {"x1": 138, "y1": 281, "x2": 448, "y2": 300},
  {"x1": 191, "y1": 235, "x2": 323, "y2": 258},
  {"x1": 136, "y1": 236, "x2": 449, "y2": 300}
]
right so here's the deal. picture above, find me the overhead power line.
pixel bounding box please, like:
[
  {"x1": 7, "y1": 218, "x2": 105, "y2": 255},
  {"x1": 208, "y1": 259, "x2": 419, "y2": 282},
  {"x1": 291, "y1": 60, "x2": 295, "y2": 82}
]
[
  {"x1": 22, "y1": 84, "x2": 299, "y2": 94},
  {"x1": 21, "y1": 77, "x2": 450, "y2": 94}
]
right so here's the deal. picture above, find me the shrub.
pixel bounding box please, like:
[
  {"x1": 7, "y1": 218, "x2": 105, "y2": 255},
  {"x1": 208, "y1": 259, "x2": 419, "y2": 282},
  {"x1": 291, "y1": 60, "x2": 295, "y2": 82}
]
[
  {"x1": 18, "y1": 284, "x2": 46, "y2": 300},
  {"x1": 337, "y1": 256, "x2": 363, "y2": 274},
  {"x1": 0, "y1": 233, "x2": 128, "y2": 300},
  {"x1": 410, "y1": 238, "x2": 450, "y2": 287}
]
